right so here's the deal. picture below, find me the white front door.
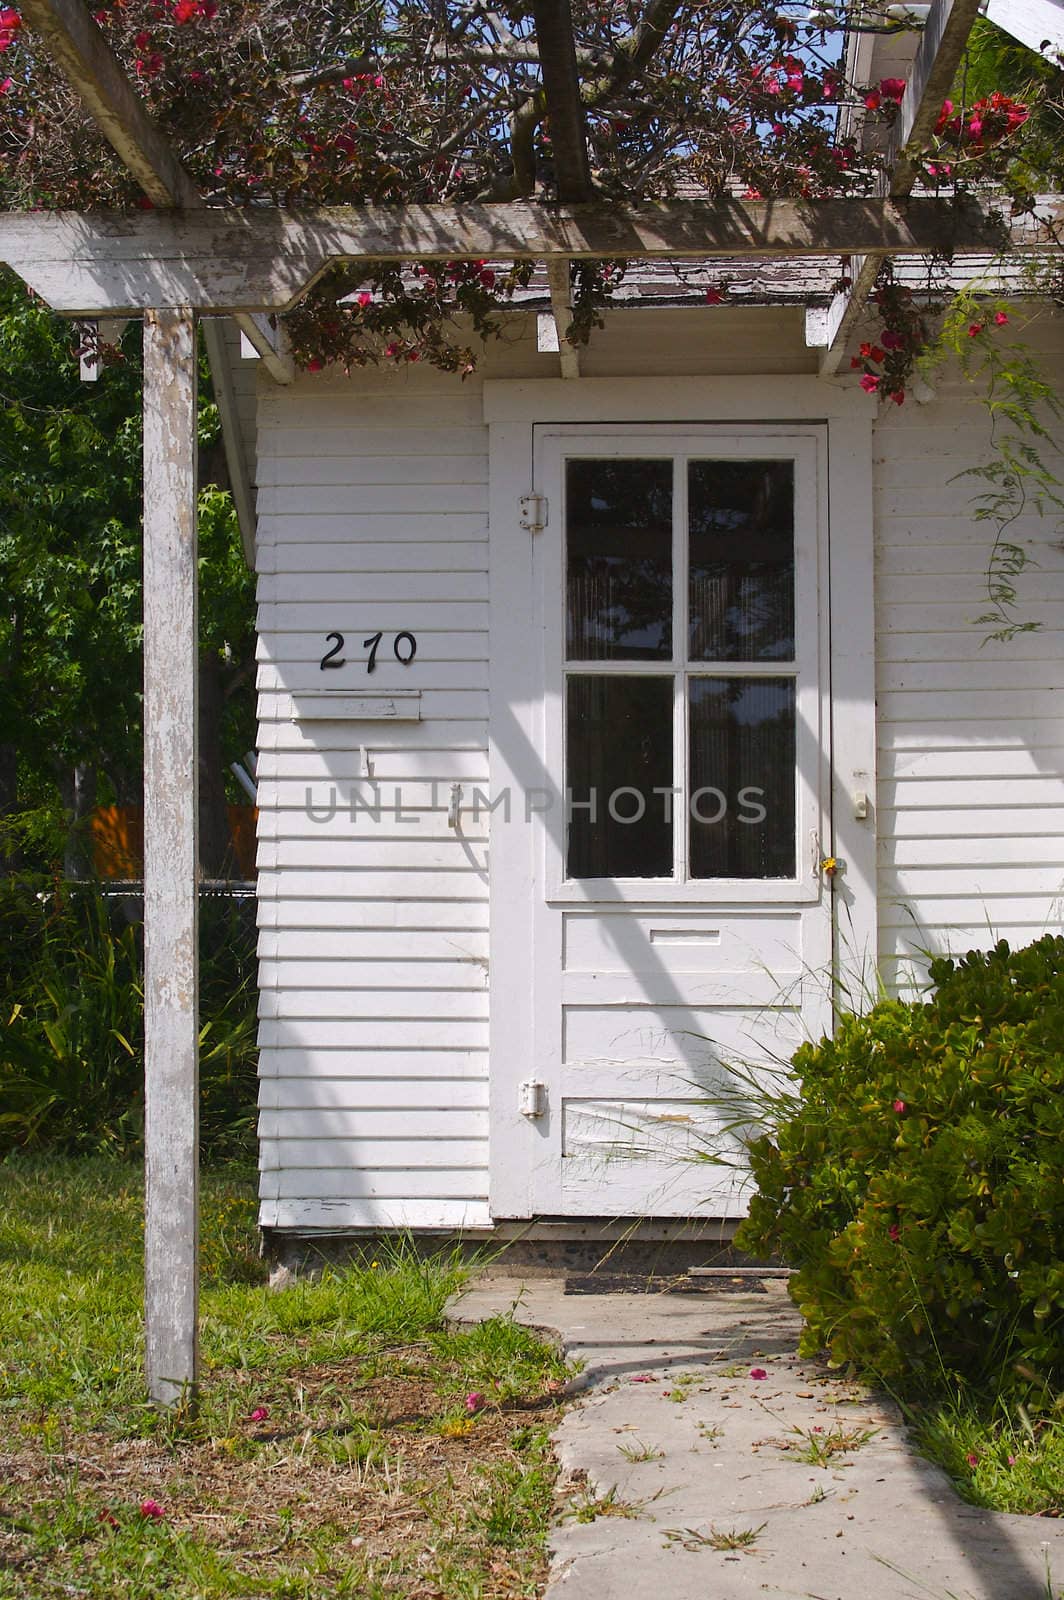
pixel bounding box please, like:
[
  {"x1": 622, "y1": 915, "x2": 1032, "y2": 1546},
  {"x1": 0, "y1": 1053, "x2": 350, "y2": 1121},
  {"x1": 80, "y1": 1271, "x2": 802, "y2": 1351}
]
[{"x1": 491, "y1": 422, "x2": 834, "y2": 1219}]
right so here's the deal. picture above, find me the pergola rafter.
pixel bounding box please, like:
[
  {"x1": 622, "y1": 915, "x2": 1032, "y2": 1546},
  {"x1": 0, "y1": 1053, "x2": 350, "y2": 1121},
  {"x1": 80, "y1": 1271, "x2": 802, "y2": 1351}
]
[{"x1": 816, "y1": 0, "x2": 985, "y2": 373}]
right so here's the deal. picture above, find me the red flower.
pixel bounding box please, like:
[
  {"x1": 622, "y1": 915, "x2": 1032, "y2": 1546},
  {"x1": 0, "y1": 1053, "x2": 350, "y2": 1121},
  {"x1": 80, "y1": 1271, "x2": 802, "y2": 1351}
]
[
  {"x1": 0, "y1": 75, "x2": 10, "y2": 91},
  {"x1": 704, "y1": 288, "x2": 724, "y2": 305},
  {"x1": 305, "y1": 357, "x2": 323, "y2": 372},
  {"x1": 173, "y1": 0, "x2": 198, "y2": 20},
  {"x1": 465, "y1": 1391, "x2": 485, "y2": 1412},
  {"x1": 97, "y1": 1508, "x2": 119, "y2": 1527},
  {"x1": 864, "y1": 91, "x2": 881, "y2": 111},
  {"x1": 881, "y1": 329, "x2": 905, "y2": 350},
  {"x1": 134, "y1": 28, "x2": 151, "y2": 46},
  {"x1": 880, "y1": 77, "x2": 906, "y2": 102},
  {"x1": 893, "y1": 1098, "x2": 906, "y2": 1113},
  {"x1": 994, "y1": 311, "x2": 1009, "y2": 326},
  {"x1": 478, "y1": 268, "x2": 495, "y2": 289},
  {"x1": 889, "y1": 1223, "x2": 901, "y2": 1241},
  {"x1": 966, "y1": 1453, "x2": 979, "y2": 1469},
  {"x1": 889, "y1": 391, "x2": 905, "y2": 406},
  {"x1": 136, "y1": 51, "x2": 163, "y2": 77},
  {"x1": 968, "y1": 323, "x2": 984, "y2": 338},
  {"x1": 249, "y1": 1405, "x2": 269, "y2": 1422},
  {"x1": 0, "y1": 9, "x2": 21, "y2": 31},
  {"x1": 859, "y1": 373, "x2": 880, "y2": 394},
  {"x1": 356, "y1": 291, "x2": 372, "y2": 308},
  {"x1": 139, "y1": 1500, "x2": 165, "y2": 1521},
  {"x1": 934, "y1": 99, "x2": 953, "y2": 135},
  {"x1": 749, "y1": 1367, "x2": 768, "y2": 1380}
]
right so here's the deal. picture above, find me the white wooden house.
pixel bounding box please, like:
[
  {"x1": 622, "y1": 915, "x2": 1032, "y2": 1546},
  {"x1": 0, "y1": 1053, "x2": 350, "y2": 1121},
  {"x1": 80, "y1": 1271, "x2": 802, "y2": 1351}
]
[
  {"x1": 7, "y1": 0, "x2": 1063, "y2": 1398},
  {"x1": 242, "y1": 288, "x2": 1064, "y2": 1239}
]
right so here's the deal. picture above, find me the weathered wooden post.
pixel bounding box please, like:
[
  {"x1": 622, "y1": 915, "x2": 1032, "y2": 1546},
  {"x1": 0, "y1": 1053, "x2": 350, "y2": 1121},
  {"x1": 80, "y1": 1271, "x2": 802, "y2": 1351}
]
[{"x1": 142, "y1": 307, "x2": 200, "y2": 1407}]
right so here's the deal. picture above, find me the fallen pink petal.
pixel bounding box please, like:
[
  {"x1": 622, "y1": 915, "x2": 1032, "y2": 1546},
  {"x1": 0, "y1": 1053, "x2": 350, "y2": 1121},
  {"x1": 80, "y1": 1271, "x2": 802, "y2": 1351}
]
[
  {"x1": 465, "y1": 1391, "x2": 486, "y2": 1413},
  {"x1": 139, "y1": 1499, "x2": 166, "y2": 1521},
  {"x1": 750, "y1": 1368, "x2": 768, "y2": 1380},
  {"x1": 249, "y1": 1406, "x2": 270, "y2": 1423}
]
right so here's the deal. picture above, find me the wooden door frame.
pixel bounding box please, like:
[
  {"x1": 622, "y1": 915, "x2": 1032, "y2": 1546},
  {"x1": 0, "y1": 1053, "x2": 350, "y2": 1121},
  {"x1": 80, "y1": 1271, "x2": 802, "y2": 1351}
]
[{"x1": 485, "y1": 376, "x2": 877, "y2": 1220}]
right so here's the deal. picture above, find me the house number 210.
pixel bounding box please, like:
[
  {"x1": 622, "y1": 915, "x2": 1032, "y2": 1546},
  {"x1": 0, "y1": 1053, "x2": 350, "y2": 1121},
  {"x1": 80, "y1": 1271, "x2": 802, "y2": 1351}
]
[{"x1": 319, "y1": 630, "x2": 417, "y2": 673}]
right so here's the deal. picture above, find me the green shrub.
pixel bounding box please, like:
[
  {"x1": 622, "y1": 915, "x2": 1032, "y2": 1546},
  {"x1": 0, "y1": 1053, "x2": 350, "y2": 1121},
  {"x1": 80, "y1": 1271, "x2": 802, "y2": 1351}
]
[
  {"x1": 0, "y1": 879, "x2": 258, "y2": 1159},
  {"x1": 736, "y1": 936, "x2": 1064, "y2": 1405}
]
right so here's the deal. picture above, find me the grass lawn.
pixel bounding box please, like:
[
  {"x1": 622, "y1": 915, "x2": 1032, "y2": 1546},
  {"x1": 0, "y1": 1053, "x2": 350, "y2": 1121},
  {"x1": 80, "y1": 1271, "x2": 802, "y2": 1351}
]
[{"x1": 0, "y1": 1156, "x2": 570, "y2": 1599}]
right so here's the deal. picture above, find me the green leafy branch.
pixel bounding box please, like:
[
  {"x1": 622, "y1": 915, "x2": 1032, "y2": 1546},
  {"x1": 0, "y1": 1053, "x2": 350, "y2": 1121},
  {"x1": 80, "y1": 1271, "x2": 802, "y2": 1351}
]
[{"x1": 917, "y1": 286, "x2": 1064, "y2": 643}]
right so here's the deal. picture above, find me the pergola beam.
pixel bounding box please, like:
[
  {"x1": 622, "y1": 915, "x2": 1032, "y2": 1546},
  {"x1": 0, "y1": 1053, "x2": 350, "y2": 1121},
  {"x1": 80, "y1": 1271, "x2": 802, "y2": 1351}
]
[
  {"x1": 819, "y1": 0, "x2": 985, "y2": 375},
  {"x1": 1, "y1": 195, "x2": 1054, "y2": 316}
]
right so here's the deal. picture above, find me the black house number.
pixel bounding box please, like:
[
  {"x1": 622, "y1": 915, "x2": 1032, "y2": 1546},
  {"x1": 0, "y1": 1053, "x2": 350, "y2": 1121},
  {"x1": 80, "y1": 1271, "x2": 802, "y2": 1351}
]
[{"x1": 319, "y1": 630, "x2": 418, "y2": 674}]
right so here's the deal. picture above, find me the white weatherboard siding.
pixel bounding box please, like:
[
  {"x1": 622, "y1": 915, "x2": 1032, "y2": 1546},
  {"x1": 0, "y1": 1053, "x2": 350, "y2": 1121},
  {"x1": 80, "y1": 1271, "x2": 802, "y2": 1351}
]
[
  {"x1": 873, "y1": 319, "x2": 1064, "y2": 991},
  {"x1": 254, "y1": 369, "x2": 501, "y2": 1232}
]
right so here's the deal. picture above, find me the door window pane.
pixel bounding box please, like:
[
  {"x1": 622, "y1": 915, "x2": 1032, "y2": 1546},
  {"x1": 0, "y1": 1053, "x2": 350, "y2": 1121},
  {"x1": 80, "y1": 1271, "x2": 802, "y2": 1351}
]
[
  {"x1": 567, "y1": 458, "x2": 672, "y2": 660},
  {"x1": 567, "y1": 676, "x2": 673, "y2": 878},
  {"x1": 688, "y1": 460, "x2": 794, "y2": 662},
  {"x1": 688, "y1": 678, "x2": 795, "y2": 879}
]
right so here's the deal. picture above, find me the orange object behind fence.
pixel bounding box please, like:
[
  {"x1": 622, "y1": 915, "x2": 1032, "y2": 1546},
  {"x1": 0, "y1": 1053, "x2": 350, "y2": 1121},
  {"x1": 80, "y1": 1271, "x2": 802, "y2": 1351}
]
[{"x1": 90, "y1": 805, "x2": 258, "y2": 879}]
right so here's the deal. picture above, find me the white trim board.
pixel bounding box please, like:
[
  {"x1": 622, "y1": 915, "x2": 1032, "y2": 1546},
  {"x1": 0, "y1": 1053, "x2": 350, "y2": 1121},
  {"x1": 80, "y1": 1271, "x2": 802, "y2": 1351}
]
[{"x1": 483, "y1": 376, "x2": 876, "y2": 424}]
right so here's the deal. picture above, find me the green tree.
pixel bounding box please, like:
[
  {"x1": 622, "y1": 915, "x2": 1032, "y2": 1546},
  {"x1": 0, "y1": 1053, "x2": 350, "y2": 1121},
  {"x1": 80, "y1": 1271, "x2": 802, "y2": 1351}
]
[{"x1": 0, "y1": 268, "x2": 255, "y2": 876}]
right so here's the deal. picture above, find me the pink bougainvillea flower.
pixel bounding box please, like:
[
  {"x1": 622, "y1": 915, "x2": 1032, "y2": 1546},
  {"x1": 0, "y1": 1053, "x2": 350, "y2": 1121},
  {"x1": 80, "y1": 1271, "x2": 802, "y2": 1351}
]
[
  {"x1": 704, "y1": 288, "x2": 724, "y2": 305},
  {"x1": 893, "y1": 1098, "x2": 906, "y2": 1113},
  {"x1": 0, "y1": 75, "x2": 11, "y2": 91},
  {"x1": 249, "y1": 1406, "x2": 270, "y2": 1423},
  {"x1": 356, "y1": 291, "x2": 372, "y2": 308},
  {"x1": 139, "y1": 1499, "x2": 166, "y2": 1521},
  {"x1": 1007, "y1": 1454, "x2": 1016, "y2": 1466},
  {"x1": 134, "y1": 27, "x2": 151, "y2": 46},
  {"x1": 934, "y1": 99, "x2": 954, "y2": 134},
  {"x1": 966, "y1": 1454, "x2": 979, "y2": 1469},
  {"x1": 97, "y1": 1508, "x2": 119, "y2": 1527},
  {"x1": 305, "y1": 357, "x2": 323, "y2": 371},
  {"x1": 478, "y1": 268, "x2": 496, "y2": 289},
  {"x1": 968, "y1": 323, "x2": 984, "y2": 338},
  {"x1": 465, "y1": 1391, "x2": 486, "y2": 1413},
  {"x1": 889, "y1": 1223, "x2": 902, "y2": 1241},
  {"x1": 888, "y1": 390, "x2": 905, "y2": 404},
  {"x1": 880, "y1": 77, "x2": 906, "y2": 102},
  {"x1": 994, "y1": 311, "x2": 1009, "y2": 326},
  {"x1": 859, "y1": 374, "x2": 881, "y2": 394},
  {"x1": 136, "y1": 51, "x2": 164, "y2": 78},
  {"x1": 749, "y1": 1368, "x2": 768, "y2": 1380},
  {"x1": 631, "y1": 1373, "x2": 656, "y2": 1383},
  {"x1": 968, "y1": 117, "x2": 983, "y2": 141},
  {"x1": 864, "y1": 91, "x2": 881, "y2": 111},
  {"x1": 173, "y1": 0, "x2": 199, "y2": 21},
  {"x1": 881, "y1": 329, "x2": 905, "y2": 350}
]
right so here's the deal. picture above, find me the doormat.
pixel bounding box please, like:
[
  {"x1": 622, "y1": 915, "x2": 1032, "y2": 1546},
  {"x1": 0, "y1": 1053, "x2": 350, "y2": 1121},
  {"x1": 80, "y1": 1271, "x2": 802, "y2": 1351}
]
[{"x1": 564, "y1": 1272, "x2": 768, "y2": 1295}]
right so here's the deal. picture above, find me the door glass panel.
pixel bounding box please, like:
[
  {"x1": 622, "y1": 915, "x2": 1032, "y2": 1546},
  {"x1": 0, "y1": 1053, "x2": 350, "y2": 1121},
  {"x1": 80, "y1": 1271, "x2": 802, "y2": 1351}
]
[
  {"x1": 567, "y1": 675, "x2": 673, "y2": 878},
  {"x1": 567, "y1": 458, "x2": 672, "y2": 661},
  {"x1": 688, "y1": 460, "x2": 794, "y2": 662},
  {"x1": 688, "y1": 678, "x2": 795, "y2": 879}
]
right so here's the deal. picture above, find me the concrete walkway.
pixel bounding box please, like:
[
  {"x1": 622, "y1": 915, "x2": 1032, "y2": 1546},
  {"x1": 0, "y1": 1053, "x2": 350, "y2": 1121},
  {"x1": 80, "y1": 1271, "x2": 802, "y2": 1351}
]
[{"x1": 451, "y1": 1275, "x2": 1064, "y2": 1600}]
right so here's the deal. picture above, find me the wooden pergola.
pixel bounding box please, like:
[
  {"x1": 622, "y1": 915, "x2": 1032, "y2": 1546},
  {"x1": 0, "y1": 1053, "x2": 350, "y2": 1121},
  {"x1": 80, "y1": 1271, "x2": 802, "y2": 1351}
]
[{"x1": 5, "y1": 0, "x2": 1059, "y2": 1405}]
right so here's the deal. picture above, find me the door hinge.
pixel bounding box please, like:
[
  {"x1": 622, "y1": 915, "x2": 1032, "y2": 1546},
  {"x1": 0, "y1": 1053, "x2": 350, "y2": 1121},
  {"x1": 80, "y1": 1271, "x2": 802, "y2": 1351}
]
[
  {"x1": 519, "y1": 493, "x2": 547, "y2": 533},
  {"x1": 519, "y1": 1080, "x2": 547, "y2": 1118}
]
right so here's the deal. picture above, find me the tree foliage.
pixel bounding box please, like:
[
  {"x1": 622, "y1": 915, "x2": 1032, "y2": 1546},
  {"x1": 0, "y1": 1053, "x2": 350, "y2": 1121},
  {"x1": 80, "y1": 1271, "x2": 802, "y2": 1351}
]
[{"x1": 0, "y1": 269, "x2": 255, "y2": 872}]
